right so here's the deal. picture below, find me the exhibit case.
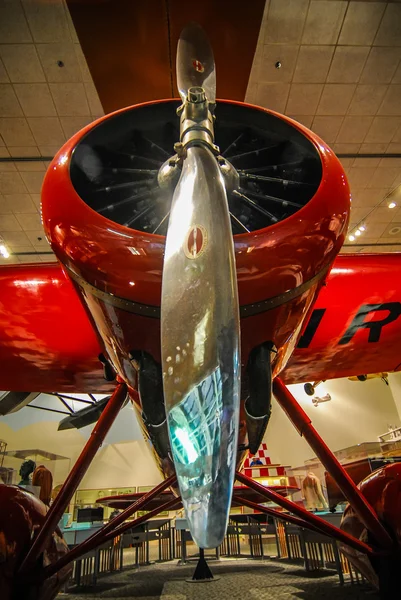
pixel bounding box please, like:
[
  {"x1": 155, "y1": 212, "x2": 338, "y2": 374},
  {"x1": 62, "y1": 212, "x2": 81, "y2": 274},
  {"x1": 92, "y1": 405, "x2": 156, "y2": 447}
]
[
  {"x1": 2, "y1": 448, "x2": 70, "y2": 487},
  {"x1": 72, "y1": 487, "x2": 137, "y2": 521},
  {"x1": 290, "y1": 442, "x2": 401, "y2": 512}
]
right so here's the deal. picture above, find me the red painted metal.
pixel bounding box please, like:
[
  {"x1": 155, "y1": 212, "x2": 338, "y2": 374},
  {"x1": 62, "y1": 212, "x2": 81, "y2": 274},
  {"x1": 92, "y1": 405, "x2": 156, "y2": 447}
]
[
  {"x1": 40, "y1": 98, "x2": 349, "y2": 404},
  {"x1": 272, "y1": 377, "x2": 393, "y2": 550},
  {"x1": 101, "y1": 496, "x2": 182, "y2": 543},
  {"x1": 96, "y1": 484, "x2": 299, "y2": 511},
  {"x1": 18, "y1": 382, "x2": 127, "y2": 575},
  {"x1": 0, "y1": 263, "x2": 109, "y2": 393},
  {"x1": 0, "y1": 485, "x2": 72, "y2": 600},
  {"x1": 53, "y1": 473, "x2": 177, "y2": 564},
  {"x1": 342, "y1": 463, "x2": 401, "y2": 545},
  {"x1": 236, "y1": 495, "x2": 333, "y2": 535},
  {"x1": 42, "y1": 100, "x2": 349, "y2": 309},
  {"x1": 340, "y1": 463, "x2": 401, "y2": 587},
  {"x1": 235, "y1": 471, "x2": 374, "y2": 556},
  {"x1": 0, "y1": 253, "x2": 400, "y2": 393},
  {"x1": 44, "y1": 495, "x2": 181, "y2": 579},
  {"x1": 283, "y1": 253, "x2": 401, "y2": 383}
]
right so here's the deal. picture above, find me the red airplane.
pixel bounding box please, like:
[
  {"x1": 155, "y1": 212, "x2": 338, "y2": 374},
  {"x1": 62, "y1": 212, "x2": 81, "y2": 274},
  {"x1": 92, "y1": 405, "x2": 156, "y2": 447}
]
[{"x1": 0, "y1": 23, "x2": 401, "y2": 600}]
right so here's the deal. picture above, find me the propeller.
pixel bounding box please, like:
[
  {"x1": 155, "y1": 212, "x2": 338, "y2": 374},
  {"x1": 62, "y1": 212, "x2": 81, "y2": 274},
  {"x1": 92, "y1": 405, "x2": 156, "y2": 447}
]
[
  {"x1": 176, "y1": 22, "x2": 216, "y2": 105},
  {"x1": 161, "y1": 24, "x2": 240, "y2": 549}
]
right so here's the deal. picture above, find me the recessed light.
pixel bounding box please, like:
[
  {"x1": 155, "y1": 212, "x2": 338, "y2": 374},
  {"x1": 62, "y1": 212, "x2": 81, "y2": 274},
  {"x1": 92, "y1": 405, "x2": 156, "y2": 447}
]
[
  {"x1": 349, "y1": 235, "x2": 355, "y2": 241},
  {"x1": 359, "y1": 225, "x2": 366, "y2": 231},
  {"x1": 355, "y1": 230, "x2": 361, "y2": 237},
  {"x1": 389, "y1": 202, "x2": 397, "y2": 209}
]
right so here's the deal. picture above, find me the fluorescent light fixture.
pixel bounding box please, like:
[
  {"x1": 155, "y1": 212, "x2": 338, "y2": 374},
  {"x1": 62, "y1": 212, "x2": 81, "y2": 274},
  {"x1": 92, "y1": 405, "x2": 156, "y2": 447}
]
[
  {"x1": 358, "y1": 225, "x2": 366, "y2": 231},
  {"x1": 389, "y1": 202, "x2": 397, "y2": 209},
  {"x1": 348, "y1": 235, "x2": 355, "y2": 241},
  {"x1": 355, "y1": 230, "x2": 361, "y2": 237}
]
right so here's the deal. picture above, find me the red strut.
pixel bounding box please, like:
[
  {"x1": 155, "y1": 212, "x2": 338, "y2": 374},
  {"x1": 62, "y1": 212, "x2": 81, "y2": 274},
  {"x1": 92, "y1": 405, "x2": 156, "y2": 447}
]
[
  {"x1": 19, "y1": 381, "x2": 128, "y2": 574},
  {"x1": 44, "y1": 493, "x2": 181, "y2": 579},
  {"x1": 236, "y1": 472, "x2": 374, "y2": 556},
  {"x1": 273, "y1": 377, "x2": 393, "y2": 550}
]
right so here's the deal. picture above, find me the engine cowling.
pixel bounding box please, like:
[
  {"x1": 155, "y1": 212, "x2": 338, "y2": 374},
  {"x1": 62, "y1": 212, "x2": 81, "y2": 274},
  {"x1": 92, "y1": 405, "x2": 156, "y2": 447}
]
[{"x1": 42, "y1": 99, "x2": 350, "y2": 475}]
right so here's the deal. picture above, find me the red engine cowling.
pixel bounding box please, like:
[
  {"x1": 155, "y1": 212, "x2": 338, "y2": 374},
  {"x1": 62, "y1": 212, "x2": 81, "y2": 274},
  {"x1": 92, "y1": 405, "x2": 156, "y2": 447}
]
[{"x1": 42, "y1": 99, "x2": 350, "y2": 466}]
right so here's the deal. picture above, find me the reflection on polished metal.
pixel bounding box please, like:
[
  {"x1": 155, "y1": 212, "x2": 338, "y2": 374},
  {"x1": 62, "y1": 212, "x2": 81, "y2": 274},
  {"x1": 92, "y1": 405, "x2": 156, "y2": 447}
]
[
  {"x1": 161, "y1": 145, "x2": 240, "y2": 548},
  {"x1": 176, "y1": 23, "x2": 216, "y2": 105},
  {"x1": 161, "y1": 24, "x2": 240, "y2": 549}
]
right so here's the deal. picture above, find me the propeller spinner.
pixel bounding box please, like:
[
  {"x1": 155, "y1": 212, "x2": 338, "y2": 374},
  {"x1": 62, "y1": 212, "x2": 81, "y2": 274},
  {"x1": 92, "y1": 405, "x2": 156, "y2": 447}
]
[{"x1": 161, "y1": 24, "x2": 241, "y2": 548}]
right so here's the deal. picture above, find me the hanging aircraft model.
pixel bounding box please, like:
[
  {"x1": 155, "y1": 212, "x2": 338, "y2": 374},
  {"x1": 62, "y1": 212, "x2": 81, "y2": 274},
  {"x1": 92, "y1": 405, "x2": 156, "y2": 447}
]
[{"x1": 0, "y1": 22, "x2": 401, "y2": 599}]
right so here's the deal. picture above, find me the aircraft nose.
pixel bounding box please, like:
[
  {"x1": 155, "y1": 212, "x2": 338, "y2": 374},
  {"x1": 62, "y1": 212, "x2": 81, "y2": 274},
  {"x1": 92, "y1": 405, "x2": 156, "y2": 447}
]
[{"x1": 168, "y1": 368, "x2": 238, "y2": 548}]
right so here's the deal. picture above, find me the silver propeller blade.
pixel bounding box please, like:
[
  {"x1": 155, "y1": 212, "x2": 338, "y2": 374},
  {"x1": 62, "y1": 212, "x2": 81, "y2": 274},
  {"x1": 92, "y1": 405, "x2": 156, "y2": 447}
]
[
  {"x1": 161, "y1": 145, "x2": 240, "y2": 548},
  {"x1": 176, "y1": 22, "x2": 216, "y2": 103}
]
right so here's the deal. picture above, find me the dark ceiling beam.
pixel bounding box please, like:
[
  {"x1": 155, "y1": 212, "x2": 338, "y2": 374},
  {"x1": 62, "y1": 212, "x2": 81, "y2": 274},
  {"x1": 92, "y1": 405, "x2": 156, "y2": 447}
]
[
  {"x1": 66, "y1": 0, "x2": 265, "y2": 112},
  {"x1": 66, "y1": 0, "x2": 171, "y2": 112}
]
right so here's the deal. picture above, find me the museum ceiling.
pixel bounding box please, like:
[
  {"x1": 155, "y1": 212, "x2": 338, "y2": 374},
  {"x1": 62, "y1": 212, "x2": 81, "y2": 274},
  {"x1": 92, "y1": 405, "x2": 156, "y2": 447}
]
[{"x1": 0, "y1": 0, "x2": 400, "y2": 264}]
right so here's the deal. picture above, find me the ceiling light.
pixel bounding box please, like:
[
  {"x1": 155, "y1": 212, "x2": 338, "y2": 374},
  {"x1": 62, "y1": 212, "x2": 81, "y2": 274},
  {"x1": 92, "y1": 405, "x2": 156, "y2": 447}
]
[
  {"x1": 389, "y1": 202, "x2": 397, "y2": 209},
  {"x1": 0, "y1": 245, "x2": 10, "y2": 259},
  {"x1": 355, "y1": 230, "x2": 361, "y2": 236},
  {"x1": 348, "y1": 235, "x2": 355, "y2": 241},
  {"x1": 359, "y1": 225, "x2": 366, "y2": 231}
]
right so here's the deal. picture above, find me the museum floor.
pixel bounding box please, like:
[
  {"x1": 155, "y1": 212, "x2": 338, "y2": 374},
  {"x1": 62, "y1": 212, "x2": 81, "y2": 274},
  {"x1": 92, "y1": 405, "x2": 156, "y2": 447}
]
[{"x1": 60, "y1": 558, "x2": 379, "y2": 599}]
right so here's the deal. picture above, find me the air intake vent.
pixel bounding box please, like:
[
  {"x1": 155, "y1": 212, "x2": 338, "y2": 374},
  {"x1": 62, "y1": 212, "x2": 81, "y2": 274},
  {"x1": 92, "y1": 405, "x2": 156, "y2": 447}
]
[{"x1": 70, "y1": 101, "x2": 322, "y2": 236}]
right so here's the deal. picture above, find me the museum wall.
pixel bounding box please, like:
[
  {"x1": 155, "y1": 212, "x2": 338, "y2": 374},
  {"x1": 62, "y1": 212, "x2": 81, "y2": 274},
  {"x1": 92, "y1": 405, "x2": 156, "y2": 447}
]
[
  {"x1": 388, "y1": 373, "x2": 401, "y2": 424},
  {"x1": 2, "y1": 374, "x2": 401, "y2": 488},
  {"x1": 266, "y1": 375, "x2": 401, "y2": 468},
  {"x1": 0, "y1": 399, "x2": 162, "y2": 489},
  {"x1": 78, "y1": 441, "x2": 162, "y2": 490}
]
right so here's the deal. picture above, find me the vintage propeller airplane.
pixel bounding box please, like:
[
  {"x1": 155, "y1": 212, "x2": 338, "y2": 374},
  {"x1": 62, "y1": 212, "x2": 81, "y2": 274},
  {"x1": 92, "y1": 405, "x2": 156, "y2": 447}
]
[{"x1": 1, "y1": 22, "x2": 401, "y2": 600}]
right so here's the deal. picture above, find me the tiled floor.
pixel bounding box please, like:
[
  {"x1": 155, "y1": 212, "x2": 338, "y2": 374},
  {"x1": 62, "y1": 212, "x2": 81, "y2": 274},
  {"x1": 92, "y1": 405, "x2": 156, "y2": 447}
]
[{"x1": 60, "y1": 558, "x2": 379, "y2": 599}]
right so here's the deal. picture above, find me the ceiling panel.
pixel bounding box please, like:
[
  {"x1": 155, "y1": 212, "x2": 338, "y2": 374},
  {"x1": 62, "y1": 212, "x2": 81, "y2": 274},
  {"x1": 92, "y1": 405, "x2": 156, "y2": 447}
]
[
  {"x1": 246, "y1": 0, "x2": 401, "y2": 254},
  {"x1": 0, "y1": 0, "x2": 400, "y2": 262}
]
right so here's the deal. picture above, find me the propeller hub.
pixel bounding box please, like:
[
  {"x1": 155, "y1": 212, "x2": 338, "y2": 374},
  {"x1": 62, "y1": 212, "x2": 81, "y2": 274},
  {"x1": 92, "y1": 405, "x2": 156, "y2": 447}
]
[{"x1": 188, "y1": 86, "x2": 206, "y2": 103}]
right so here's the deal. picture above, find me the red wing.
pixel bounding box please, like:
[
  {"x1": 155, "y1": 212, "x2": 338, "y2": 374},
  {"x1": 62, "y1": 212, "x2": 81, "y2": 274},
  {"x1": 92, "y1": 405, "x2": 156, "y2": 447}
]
[
  {"x1": 0, "y1": 263, "x2": 112, "y2": 393},
  {"x1": 282, "y1": 253, "x2": 401, "y2": 385},
  {"x1": 3, "y1": 254, "x2": 400, "y2": 393}
]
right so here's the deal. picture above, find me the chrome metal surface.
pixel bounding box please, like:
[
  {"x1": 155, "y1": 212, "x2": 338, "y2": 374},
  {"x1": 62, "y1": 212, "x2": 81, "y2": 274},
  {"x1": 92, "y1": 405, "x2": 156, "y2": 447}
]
[
  {"x1": 161, "y1": 145, "x2": 240, "y2": 548},
  {"x1": 176, "y1": 23, "x2": 216, "y2": 104},
  {"x1": 157, "y1": 155, "x2": 181, "y2": 192}
]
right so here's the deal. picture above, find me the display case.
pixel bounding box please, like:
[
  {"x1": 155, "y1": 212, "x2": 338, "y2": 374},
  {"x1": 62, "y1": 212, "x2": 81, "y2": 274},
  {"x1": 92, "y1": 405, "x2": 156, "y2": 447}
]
[
  {"x1": 380, "y1": 438, "x2": 401, "y2": 457},
  {"x1": 290, "y1": 442, "x2": 401, "y2": 512},
  {"x1": 2, "y1": 448, "x2": 70, "y2": 487},
  {"x1": 286, "y1": 460, "x2": 329, "y2": 510},
  {"x1": 73, "y1": 487, "x2": 137, "y2": 521},
  {"x1": 332, "y1": 442, "x2": 382, "y2": 463}
]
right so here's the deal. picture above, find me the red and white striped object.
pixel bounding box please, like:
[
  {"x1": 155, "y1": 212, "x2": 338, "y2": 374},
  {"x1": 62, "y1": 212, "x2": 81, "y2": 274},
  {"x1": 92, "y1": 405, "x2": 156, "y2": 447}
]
[{"x1": 242, "y1": 443, "x2": 286, "y2": 478}]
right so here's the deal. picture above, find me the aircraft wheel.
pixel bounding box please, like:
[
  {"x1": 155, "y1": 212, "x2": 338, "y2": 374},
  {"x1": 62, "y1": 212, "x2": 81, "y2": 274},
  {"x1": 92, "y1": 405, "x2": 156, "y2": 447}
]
[{"x1": 304, "y1": 382, "x2": 315, "y2": 396}]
